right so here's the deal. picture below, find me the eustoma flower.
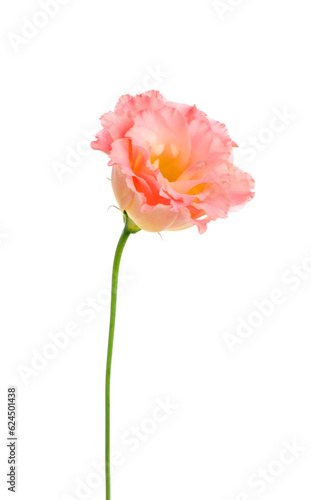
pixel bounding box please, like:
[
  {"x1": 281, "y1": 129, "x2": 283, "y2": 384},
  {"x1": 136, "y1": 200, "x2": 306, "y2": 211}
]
[
  {"x1": 92, "y1": 90, "x2": 254, "y2": 233},
  {"x1": 91, "y1": 91, "x2": 254, "y2": 500}
]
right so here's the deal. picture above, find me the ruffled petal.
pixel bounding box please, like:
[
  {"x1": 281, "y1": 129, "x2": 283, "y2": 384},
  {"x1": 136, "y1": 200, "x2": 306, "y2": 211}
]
[
  {"x1": 126, "y1": 106, "x2": 191, "y2": 181},
  {"x1": 126, "y1": 193, "x2": 179, "y2": 232},
  {"x1": 108, "y1": 138, "x2": 170, "y2": 210},
  {"x1": 111, "y1": 165, "x2": 134, "y2": 212},
  {"x1": 92, "y1": 91, "x2": 255, "y2": 234},
  {"x1": 91, "y1": 128, "x2": 113, "y2": 153},
  {"x1": 227, "y1": 164, "x2": 255, "y2": 208},
  {"x1": 115, "y1": 90, "x2": 166, "y2": 114}
]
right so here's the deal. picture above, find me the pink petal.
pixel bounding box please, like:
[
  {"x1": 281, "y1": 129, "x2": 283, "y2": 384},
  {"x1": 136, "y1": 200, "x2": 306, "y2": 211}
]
[{"x1": 126, "y1": 106, "x2": 191, "y2": 181}]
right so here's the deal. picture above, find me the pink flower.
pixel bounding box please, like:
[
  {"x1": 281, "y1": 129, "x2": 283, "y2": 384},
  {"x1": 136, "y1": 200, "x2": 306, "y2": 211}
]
[{"x1": 91, "y1": 91, "x2": 254, "y2": 233}]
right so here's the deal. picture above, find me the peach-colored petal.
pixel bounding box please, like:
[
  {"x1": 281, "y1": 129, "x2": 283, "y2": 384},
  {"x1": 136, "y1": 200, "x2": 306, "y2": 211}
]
[
  {"x1": 111, "y1": 165, "x2": 134, "y2": 212},
  {"x1": 187, "y1": 117, "x2": 233, "y2": 168},
  {"x1": 99, "y1": 111, "x2": 134, "y2": 150},
  {"x1": 108, "y1": 138, "x2": 170, "y2": 210},
  {"x1": 165, "y1": 206, "x2": 210, "y2": 234},
  {"x1": 166, "y1": 102, "x2": 207, "y2": 123},
  {"x1": 92, "y1": 92, "x2": 166, "y2": 153},
  {"x1": 115, "y1": 90, "x2": 166, "y2": 114},
  {"x1": 92, "y1": 91, "x2": 255, "y2": 233},
  {"x1": 91, "y1": 128, "x2": 113, "y2": 153},
  {"x1": 126, "y1": 106, "x2": 191, "y2": 181},
  {"x1": 227, "y1": 164, "x2": 255, "y2": 207},
  {"x1": 208, "y1": 118, "x2": 233, "y2": 165},
  {"x1": 126, "y1": 194, "x2": 178, "y2": 232}
]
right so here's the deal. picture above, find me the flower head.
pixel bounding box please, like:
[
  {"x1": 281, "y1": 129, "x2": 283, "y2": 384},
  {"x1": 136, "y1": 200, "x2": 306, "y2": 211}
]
[{"x1": 92, "y1": 91, "x2": 254, "y2": 233}]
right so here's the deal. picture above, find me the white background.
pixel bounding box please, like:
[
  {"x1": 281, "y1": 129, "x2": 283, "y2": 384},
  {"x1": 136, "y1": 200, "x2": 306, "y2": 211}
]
[{"x1": 1, "y1": 1, "x2": 311, "y2": 499}]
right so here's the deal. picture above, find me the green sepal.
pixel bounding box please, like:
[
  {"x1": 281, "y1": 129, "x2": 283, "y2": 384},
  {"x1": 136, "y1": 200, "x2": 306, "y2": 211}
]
[{"x1": 123, "y1": 211, "x2": 141, "y2": 234}]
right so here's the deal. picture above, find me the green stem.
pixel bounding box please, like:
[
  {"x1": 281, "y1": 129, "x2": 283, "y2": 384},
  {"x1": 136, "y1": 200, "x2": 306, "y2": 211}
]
[{"x1": 105, "y1": 213, "x2": 140, "y2": 500}]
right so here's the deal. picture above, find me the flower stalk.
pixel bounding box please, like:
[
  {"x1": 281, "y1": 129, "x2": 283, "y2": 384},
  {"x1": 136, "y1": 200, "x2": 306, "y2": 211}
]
[{"x1": 105, "y1": 212, "x2": 140, "y2": 500}]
